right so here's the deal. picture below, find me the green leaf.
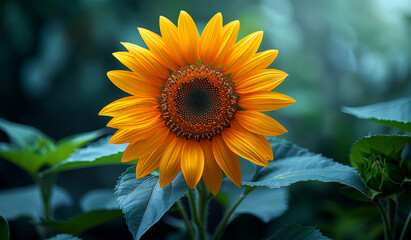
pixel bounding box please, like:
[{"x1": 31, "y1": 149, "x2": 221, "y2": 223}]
[
  {"x1": 44, "y1": 129, "x2": 106, "y2": 166},
  {"x1": 267, "y1": 224, "x2": 331, "y2": 240},
  {"x1": 0, "y1": 185, "x2": 72, "y2": 221},
  {"x1": 42, "y1": 210, "x2": 123, "y2": 235},
  {"x1": 0, "y1": 215, "x2": 10, "y2": 240},
  {"x1": 243, "y1": 138, "x2": 367, "y2": 198},
  {"x1": 342, "y1": 97, "x2": 411, "y2": 132},
  {"x1": 80, "y1": 189, "x2": 118, "y2": 212},
  {"x1": 0, "y1": 143, "x2": 45, "y2": 175},
  {"x1": 46, "y1": 234, "x2": 82, "y2": 240},
  {"x1": 220, "y1": 180, "x2": 289, "y2": 223},
  {"x1": 44, "y1": 136, "x2": 132, "y2": 174},
  {"x1": 0, "y1": 118, "x2": 45, "y2": 149},
  {"x1": 115, "y1": 167, "x2": 189, "y2": 240}
]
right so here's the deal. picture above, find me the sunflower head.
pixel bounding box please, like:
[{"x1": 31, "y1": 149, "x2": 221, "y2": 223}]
[{"x1": 99, "y1": 11, "x2": 295, "y2": 195}]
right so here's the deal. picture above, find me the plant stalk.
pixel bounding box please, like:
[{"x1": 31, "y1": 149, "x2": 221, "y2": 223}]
[
  {"x1": 213, "y1": 187, "x2": 255, "y2": 240},
  {"x1": 399, "y1": 210, "x2": 411, "y2": 240},
  {"x1": 176, "y1": 200, "x2": 195, "y2": 240},
  {"x1": 375, "y1": 200, "x2": 391, "y2": 240}
]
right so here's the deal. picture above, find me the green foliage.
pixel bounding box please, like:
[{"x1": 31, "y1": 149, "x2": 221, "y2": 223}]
[
  {"x1": 267, "y1": 224, "x2": 331, "y2": 240},
  {"x1": 0, "y1": 118, "x2": 105, "y2": 176},
  {"x1": 42, "y1": 210, "x2": 123, "y2": 235},
  {"x1": 0, "y1": 185, "x2": 72, "y2": 221},
  {"x1": 350, "y1": 135, "x2": 411, "y2": 197},
  {"x1": 80, "y1": 189, "x2": 118, "y2": 212},
  {"x1": 243, "y1": 138, "x2": 367, "y2": 197},
  {"x1": 45, "y1": 136, "x2": 133, "y2": 174},
  {"x1": 342, "y1": 97, "x2": 411, "y2": 132},
  {"x1": 0, "y1": 215, "x2": 10, "y2": 240},
  {"x1": 115, "y1": 167, "x2": 189, "y2": 240},
  {"x1": 46, "y1": 234, "x2": 82, "y2": 240}
]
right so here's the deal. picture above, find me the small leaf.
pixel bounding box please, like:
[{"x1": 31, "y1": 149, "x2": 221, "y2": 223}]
[
  {"x1": 42, "y1": 210, "x2": 123, "y2": 235},
  {"x1": 220, "y1": 179, "x2": 289, "y2": 223},
  {"x1": 44, "y1": 136, "x2": 132, "y2": 174},
  {"x1": 342, "y1": 97, "x2": 411, "y2": 132},
  {"x1": 46, "y1": 234, "x2": 82, "y2": 240},
  {"x1": 0, "y1": 185, "x2": 72, "y2": 221},
  {"x1": 44, "y1": 129, "x2": 106, "y2": 166},
  {"x1": 115, "y1": 167, "x2": 189, "y2": 240},
  {"x1": 0, "y1": 144, "x2": 44, "y2": 175},
  {"x1": 80, "y1": 189, "x2": 118, "y2": 212},
  {"x1": 268, "y1": 224, "x2": 331, "y2": 240},
  {"x1": 0, "y1": 118, "x2": 45, "y2": 149},
  {"x1": 243, "y1": 138, "x2": 367, "y2": 197},
  {"x1": 0, "y1": 215, "x2": 10, "y2": 240}
]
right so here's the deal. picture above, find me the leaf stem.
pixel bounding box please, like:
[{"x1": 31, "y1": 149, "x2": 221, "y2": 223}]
[
  {"x1": 213, "y1": 187, "x2": 255, "y2": 240},
  {"x1": 176, "y1": 200, "x2": 195, "y2": 240},
  {"x1": 399, "y1": 210, "x2": 411, "y2": 240}
]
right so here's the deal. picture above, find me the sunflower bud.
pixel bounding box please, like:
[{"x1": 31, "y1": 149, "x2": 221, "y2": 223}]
[{"x1": 359, "y1": 152, "x2": 407, "y2": 195}]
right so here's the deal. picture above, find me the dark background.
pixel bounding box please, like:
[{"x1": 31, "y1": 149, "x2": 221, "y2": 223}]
[{"x1": 1, "y1": 0, "x2": 410, "y2": 239}]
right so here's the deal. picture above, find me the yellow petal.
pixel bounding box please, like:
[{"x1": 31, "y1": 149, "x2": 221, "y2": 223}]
[
  {"x1": 109, "y1": 119, "x2": 164, "y2": 144},
  {"x1": 159, "y1": 136, "x2": 185, "y2": 187},
  {"x1": 121, "y1": 42, "x2": 169, "y2": 80},
  {"x1": 232, "y1": 50, "x2": 278, "y2": 82},
  {"x1": 121, "y1": 127, "x2": 170, "y2": 162},
  {"x1": 229, "y1": 120, "x2": 273, "y2": 163},
  {"x1": 212, "y1": 135, "x2": 242, "y2": 187},
  {"x1": 235, "y1": 110, "x2": 287, "y2": 136},
  {"x1": 235, "y1": 69, "x2": 288, "y2": 94},
  {"x1": 199, "y1": 13, "x2": 223, "y2": 65},
  {"x1": 136, "y1": 135, "x2": 174, "y2": 178},
  {"x1": 222, "y1": 31, "x2": 263, "y2": 74},
  {"x1": 178, "y1": 11, "x2": 200, "y2": 64},
  {"x1": 112, "y1": 52, "x2": 164, "y2": 85},
  {"x1": 238, "y1": 91, "x2": 295, "y2": 112},
  {"x1": 107, "y1": 108, "x2": 161, "y2": 129},
  {"x1": 138, "y1": 27, "x2": 179, "y2": 71},
  {"x1": 106, "y1": 70, "x2": 160, "y2": 97},
  {"x1": 181, "y1": 140, "x2": 204, "y2": 189},
  {"x1": 159, "y1": 16, "x2": 186, "y2": 67},
  {"x1": 221, "y1": 127, "x2": 270, "y2": 166},
  {"x1": 99, "y1": 96, "x2": 159, "y2": 117},
  {"x1": 213, "y1": 20, "x2": 240, "y2": 67},
  {"x1": 200, "y1": 140, "x2": 222, "y2": 195}
]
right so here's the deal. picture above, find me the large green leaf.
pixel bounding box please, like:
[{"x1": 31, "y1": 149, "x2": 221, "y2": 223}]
[
  {"x1": 44, "y1": 129, "x2": 106, "y2": 166},
  {"x1": 44, "y1": 136, "x2": 132, "y2": 174},
  {"x1": 46, "y1": 234, "x2": 82, "y2": 240},
  {"x1": 42, "y1": 210, "x2": 123, "y2": 235},
  {"x1": 267, "y1": 224, "x2": 331, "y2": 240},
  {"x1": 115, "y1": 167, "x2": 189, "y2": 240},
  {"x1": 0, "y1": 215, "x2": 9, "y2": 240},
  {"x1": 342, "y1": 97, "x2": 411, "y2": 132},
  {"x1": 0, "y1": 185, "x2": 72, "y2": 221},
  {"x1": 220, "y1": 179, "x2": 289, "y2": 223},
  {"x1": 243, "y1": 138, "x2": 367, "y2": 197}
]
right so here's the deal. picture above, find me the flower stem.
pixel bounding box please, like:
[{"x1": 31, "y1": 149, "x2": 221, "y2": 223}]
[
  {"x1": 187, "y1": 189, "x2": 204, "y2": 240},
  {"x1": 213, "y1": 187, "x2": 255, "y2": 240},
  {"x1": 176, "y1": 200, "x2": 195, "y2": 240},
  {"x1": 399, "y1": 210, "x2": 411, "y2": 240},
  {"x1": 387, "y1": 198, "x2": 397, "y2": 239},
  {"x1": 34, "y1": 173, "x2": 57, "y2": 221},
  {"x1": 197, "y1": 182, "x2": 212, "y2": 240},
  {"x1": 375, "y1": 200, "x2": 391, "y2": 240}
]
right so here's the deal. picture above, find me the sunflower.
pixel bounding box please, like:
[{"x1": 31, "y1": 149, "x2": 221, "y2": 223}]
[{"x1": 99, "y1": 11, "x2": 295, "y2": 195}]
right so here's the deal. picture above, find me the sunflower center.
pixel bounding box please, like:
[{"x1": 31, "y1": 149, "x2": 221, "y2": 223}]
[{"x1": 160, "y1": 64, "x2": 238, "y2": 140}]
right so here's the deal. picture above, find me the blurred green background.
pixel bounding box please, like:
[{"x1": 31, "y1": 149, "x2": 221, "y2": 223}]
[{"x1": 1, "y1": 0, "x2": 410, "y2": 239}]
